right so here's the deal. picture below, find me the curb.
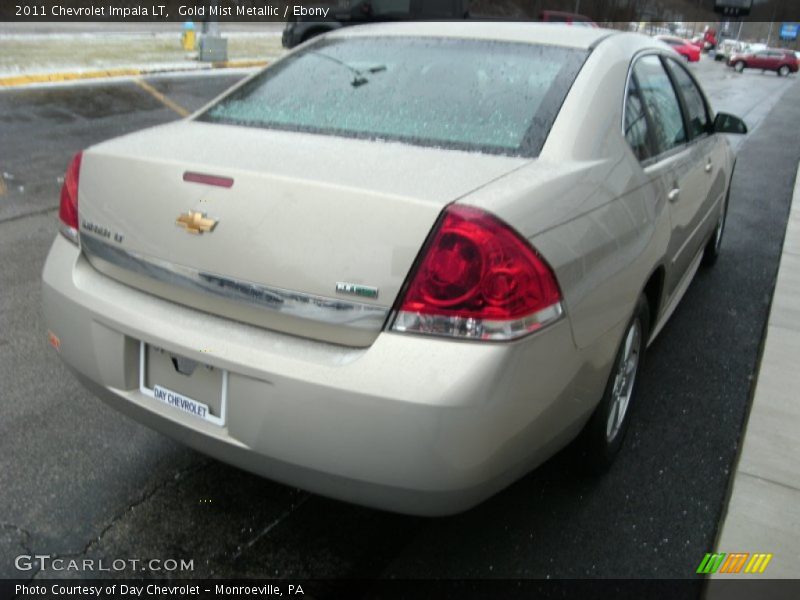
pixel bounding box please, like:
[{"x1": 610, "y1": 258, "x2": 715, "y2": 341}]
[
  {"x1": 0, "y1": 59, "x2": 268, "y2": 88},
  {"x1": 706, "y1": 159, "x2": 800, "y2": 586}
]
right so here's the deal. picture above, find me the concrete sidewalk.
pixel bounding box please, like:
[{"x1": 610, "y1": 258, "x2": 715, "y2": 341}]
[
  {"x1": 707, "y1": 162, "x2": 800, "y2": 583},
  {"x1": 0, "y1": 26, "x2": 285, "y2": 87}
]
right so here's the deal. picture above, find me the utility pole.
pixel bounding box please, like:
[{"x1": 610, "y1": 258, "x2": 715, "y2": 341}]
[
  {"x1": 766, "y1": 1, "x2": 778, "y2": 46},
  {"x1": 199, "y1": 0, "x2": 227, "y2": 62}
]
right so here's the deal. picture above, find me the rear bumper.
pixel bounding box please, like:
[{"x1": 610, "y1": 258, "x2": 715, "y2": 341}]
[{"x1": 42, "y1": 235, "x2": 617, "y2": 515}]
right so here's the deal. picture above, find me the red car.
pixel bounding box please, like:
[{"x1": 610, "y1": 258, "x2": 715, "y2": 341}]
[
  {"x1": 656, "y1": 36, "x2": 702, "y2": 62},
  {"x1": 728, "y1": 48, "x2": 799, "y2": 76}
]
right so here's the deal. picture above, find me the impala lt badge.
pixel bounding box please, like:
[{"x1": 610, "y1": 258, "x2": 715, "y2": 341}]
[
  {"x1": 176, "y1": 211, "x2": 218, "y2": 235},
  {"x1": 336, "y1": 282, "x2": 379, "y2": 299}
]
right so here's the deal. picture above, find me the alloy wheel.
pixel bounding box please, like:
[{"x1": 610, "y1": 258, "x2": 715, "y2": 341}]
[
  {"x1": 714, "y1": 196, "x2": 727, "y2": 252},
  {"x1": 606, "y1": 319, "x2": 642, "y2": 442}
]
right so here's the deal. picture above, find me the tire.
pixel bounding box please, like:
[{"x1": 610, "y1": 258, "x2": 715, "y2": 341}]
[
  {"x1": 702, "y1": 181, "x2": 730, "y2": 267},
  {"x1": 734, "y1": 61, "x2": 745, "y2": 73},
  {"x1": 580, "y1": 295, "x2": 649, "y2": 473},
  {"x1": 778, "y1": 65, "x2": 790, "y2": 77}
]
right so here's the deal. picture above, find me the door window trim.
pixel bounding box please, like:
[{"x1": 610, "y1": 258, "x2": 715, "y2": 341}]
[
  {"x1": 621, "y1": 50, "x2": 691, "y2": 167},
  {"x1": 661, "y1": 55, "x2": 714, "y2": 142}
]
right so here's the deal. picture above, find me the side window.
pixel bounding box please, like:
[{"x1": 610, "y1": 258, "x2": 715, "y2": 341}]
[
  {"x1": 665, "y1": 59, "x2": 710, "y2": 139},
  {"x1": 624, "y1": 75, "x2": 654, "y2": 161},
  {"x1": 633, "y1": 55, "x2": 686, "y2": 156}
]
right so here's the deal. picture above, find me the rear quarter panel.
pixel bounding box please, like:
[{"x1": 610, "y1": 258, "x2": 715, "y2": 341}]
[{"x1": 464, "y1": 34, "x2": 671, "y2": 351}]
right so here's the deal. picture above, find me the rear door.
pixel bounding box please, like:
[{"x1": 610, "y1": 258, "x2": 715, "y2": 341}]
[
  {"x1": 630, "y1": 54, "x2": 699, "y2": 296},
  {"x1": 662, "y1": 56, "x2": 723, "y2": 262},
  {"x1": 751, "y1": 51, "x2": 769, "y2": 69}
]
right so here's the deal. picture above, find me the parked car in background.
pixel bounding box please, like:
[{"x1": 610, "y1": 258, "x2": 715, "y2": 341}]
[
  {"x1": 656, "y1": 35, "x2": 701, "y2": 62},
  {"x1": 43, "y1": 23, "x2": 747, "y2": 516},
  {"x1": 713, "y1": 39, "x2": 748, "y2": 62},
  {"x1": 728, "y1": 48, "x2": 799, "y2": 76},
  {"x1": 689, "y1": 36, "x2": 704, "y2": 49},
  {"x1": 689, "y1": 27, "x2": 717, "y2": 52},
  {"x1": 282, "y1": 0, "x2": 469, "y2": 48}
]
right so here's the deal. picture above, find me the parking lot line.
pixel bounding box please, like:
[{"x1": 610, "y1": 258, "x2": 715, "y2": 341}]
[
  {"x1": 133, "y1": 78, "x2": 190, "y2": 117},
  {"x1": 0, "y1": 67, "x2": 143, "y2": 87},
  {"x1": 0, "y1": 61, "x2": 269, "y2": 89}
]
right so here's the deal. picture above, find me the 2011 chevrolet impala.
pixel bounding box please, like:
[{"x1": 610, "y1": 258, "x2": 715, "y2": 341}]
[{"x1": 42, "y1": 23, "x2": 747, "y2": 515}]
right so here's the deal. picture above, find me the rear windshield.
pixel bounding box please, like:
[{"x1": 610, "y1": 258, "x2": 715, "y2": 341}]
[{"x1": 198, "y1": 36, "x2": 588, "y2": 157}]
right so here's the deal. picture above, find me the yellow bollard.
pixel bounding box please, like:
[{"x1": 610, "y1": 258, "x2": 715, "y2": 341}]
[
  {"x1": 181, "y1": 22, "x2": 196, "y2": 51},
  {"x1": 182, "y1": 30, "x2": 196, "y2": 51}
]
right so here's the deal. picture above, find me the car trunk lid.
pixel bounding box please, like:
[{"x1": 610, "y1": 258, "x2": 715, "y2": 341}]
[{"x1": 77, "y1": 121, "x2": 529, "y2": 346}]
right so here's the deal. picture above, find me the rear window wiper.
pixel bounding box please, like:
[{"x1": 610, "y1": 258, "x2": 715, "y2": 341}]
[{"x1": 310, "y1": 51, "x2": 386, "y2": 87}]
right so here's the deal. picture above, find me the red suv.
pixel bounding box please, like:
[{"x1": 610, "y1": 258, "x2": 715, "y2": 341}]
[{"x1": 728, "y1": 48, "x2": 798, "y2": 76}]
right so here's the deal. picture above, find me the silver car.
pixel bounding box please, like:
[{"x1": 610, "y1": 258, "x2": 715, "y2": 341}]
[{"x1": 42, "y1": 23, "x2": 747, "y2": 515}]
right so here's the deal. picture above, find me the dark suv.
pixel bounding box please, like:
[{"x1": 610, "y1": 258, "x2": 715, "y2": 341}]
[
  {"x1": 728, "y1": 48, "x2": 798, "y2": 76},
  {"x1": 282, "y1": 0, "x2": 469, "y2": 48}
]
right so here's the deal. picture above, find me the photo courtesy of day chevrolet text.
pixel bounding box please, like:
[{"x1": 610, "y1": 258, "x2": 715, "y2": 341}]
[{"x1": 15, "y1": 583, "x2": 303, "y2": 597}]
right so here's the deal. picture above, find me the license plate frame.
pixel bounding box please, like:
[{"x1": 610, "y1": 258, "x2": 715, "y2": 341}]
[{"x1": 138, "y1": 341, "x2": 227, "y2": 427}]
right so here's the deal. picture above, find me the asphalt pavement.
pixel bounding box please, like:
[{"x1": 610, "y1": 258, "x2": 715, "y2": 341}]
[
  {"x1": 1, "y1": 60, "x2": 798, "y2": 592},
  {"x1": 708, "y1": 113, "x2": 800, "y2": 582}
]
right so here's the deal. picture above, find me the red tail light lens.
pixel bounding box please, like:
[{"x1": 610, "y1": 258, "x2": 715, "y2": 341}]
[
  {"x1": 392, "y1": 205, "x2": 563, "y2": 340},
  {"x1": 58, "y1": 151, "x2": 83, "y2": 244}
]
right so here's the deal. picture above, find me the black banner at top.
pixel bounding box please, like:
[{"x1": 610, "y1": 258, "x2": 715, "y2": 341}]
[{"x1": 3, "y1": 0, "x2": 800, "y2": 23}]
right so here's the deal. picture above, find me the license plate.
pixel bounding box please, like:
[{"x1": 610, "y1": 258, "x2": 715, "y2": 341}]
[
  {"x1": 139, "y1": 342, "x2": 227, "y2": 427},
  {"x1": 153, "y1": 385, "x2": 211, "y2": 422}
]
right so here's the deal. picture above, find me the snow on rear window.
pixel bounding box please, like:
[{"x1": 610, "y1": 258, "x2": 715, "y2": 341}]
[{"x1": 199, "y1": 36, "x2": 587, "y2": 157}]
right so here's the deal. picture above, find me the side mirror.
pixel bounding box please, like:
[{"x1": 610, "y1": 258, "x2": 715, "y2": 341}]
[{"x1": 714, "y1": 112, "x2": 748, "y2": 134}]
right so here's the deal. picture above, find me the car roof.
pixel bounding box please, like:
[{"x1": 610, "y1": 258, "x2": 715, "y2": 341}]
[{"x1": 327, "y1": 21, "x2": 619, "y2": 50}]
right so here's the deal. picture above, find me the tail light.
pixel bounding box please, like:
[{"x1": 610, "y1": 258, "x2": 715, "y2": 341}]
[
  {"x1": 58, "y1": 151, "x2": 83, "y2": 244},
  {"x1": 391, "y1": 205, "x2": 563, "y2": 341}
]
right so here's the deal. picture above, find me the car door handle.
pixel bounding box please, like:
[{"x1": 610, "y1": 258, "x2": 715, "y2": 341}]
[
  {"x1": 668, "y1": 188, "x2": 681, "y2": 203},
  {"x1": 705, "y1": 161, "x2": 713, "y2": 173}
]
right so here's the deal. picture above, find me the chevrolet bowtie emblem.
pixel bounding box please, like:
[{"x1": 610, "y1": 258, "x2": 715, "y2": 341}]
[{"x1": 176, "y1": 211, "x2": 218, "y2": 235}]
